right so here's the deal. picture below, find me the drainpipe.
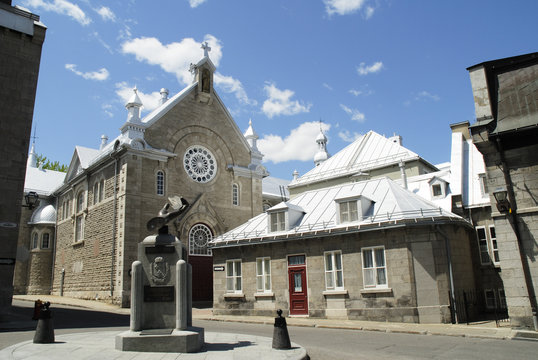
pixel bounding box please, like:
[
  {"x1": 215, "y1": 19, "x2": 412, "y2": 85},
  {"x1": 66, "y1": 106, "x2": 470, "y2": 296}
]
[
  {"x1": 110, "y1": 153, "x2": 120, "y2": 299},
  {"x1": 50, "y1": 195, "x2": 59, "y2": 295},
  {"x1": 495, "y1": 137, "x2": 538, "y2": 331},
  {"x1": 436, "y1": 225, "x2": 457, "y2": 323},
  {"x1": 399, "y1": 160, "x2": 408, "y2": 190}
]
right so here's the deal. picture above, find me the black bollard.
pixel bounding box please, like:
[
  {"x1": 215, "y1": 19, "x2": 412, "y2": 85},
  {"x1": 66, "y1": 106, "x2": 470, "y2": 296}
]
[
  {"x1": 33, "y1": 302, "x2": 55, "y2": 344},
  {"x1": 272, "y1": 309, "x2": 291, "y2": 349}
]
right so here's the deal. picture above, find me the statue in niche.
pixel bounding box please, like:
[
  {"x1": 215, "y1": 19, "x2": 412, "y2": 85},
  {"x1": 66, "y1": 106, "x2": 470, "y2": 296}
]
[{"x1": 202, "y1": 69, "x2": 210, "y2": 93}]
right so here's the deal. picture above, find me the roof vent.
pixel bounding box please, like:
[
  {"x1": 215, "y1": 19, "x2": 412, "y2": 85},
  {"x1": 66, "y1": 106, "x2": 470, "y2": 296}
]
[
  {"x1": 160, "y1": 88, "x2": 169, "y2": 105},
  {"x1": 100, "y1": 134, "x2": 108, "y2": 150}
]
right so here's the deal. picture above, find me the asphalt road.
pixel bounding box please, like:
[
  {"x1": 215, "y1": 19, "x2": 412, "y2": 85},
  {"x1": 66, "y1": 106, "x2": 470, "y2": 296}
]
[{"x1": 1, "y1": 300, "x2": 537, "y2": 359}]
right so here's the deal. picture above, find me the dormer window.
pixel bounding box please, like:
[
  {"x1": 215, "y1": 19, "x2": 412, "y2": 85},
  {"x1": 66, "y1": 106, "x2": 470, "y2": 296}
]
[
  {"x1": 432, "y1": 184, "x2": 442, "y2": 197},
  {"x1": 335, "y1": 195, "x2": 373, "y2": 225},
  {"x1": 429, "y1": 178, "x2": 447, "y2": 199},
  {"x1": 270, "y1": 211, "x2": 285, "y2": 232}
]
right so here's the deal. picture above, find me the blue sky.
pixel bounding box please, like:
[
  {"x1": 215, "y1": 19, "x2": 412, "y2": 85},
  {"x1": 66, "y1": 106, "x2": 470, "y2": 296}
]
[{"x1": 19, "y1": 0, "x2": 538, "y2": 180}]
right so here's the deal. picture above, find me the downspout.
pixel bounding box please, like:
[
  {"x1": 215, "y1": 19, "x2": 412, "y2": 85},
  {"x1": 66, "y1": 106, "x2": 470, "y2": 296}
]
[
  {"x1": 436, "y1": 225, "x2": 457, "y2": 323},
  {"x1": 110, "y1": 153, "x2": 119, "y2": 299},
  {"x1": 495, "y1": 137, "x2": 538, "y2": 331}
]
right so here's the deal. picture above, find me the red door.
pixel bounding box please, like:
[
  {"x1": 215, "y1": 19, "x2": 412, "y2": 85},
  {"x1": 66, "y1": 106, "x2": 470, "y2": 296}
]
[{"x1": 288, "y1": 263, "x2": 308, "y2": 315}]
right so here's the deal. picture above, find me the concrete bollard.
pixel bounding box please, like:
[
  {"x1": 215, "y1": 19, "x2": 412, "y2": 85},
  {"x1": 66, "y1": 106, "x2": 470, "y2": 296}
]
[
  {"x1": 272, "y1": 309, "x2": 291, "y2": 349},
  {"x1": 33, "y1": 302, "x2": 55, "y2": 343}
]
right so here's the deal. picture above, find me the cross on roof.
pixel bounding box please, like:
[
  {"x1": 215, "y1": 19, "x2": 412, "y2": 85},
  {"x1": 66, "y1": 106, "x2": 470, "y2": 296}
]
[
  {"x1": 31, "y1": 125, "x2": 38, "y2": 144},
  {"x1": 201, "y1": 42, "x2": 211, "y2": 57}
]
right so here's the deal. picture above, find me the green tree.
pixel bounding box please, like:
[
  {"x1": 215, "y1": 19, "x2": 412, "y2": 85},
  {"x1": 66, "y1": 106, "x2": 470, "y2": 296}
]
[{"x1": 36, "y1": 154, "x2": 68, "y2": 173}]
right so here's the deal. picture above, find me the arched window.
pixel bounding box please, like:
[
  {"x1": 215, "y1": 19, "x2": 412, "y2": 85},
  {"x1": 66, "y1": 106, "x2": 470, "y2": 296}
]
[
  {"x1": 189, "y1": 223, "x2": 213, "y2": 256},
  {"x1": 156, "y1": 171, "x2": 165, "y2": 196},
  {"x1": 41, "y1": 233, "x2": 50, "y2": 249},
  {"x1": 31, "y1": 232, "x2": 39, "y2": 249},
  {"x1": 93, "y1": 182, "x2": 99, "y2": 205},
  {"x1": 75, "y1": 191, "x2": 85, "y2": 242},
  {"x1": 232, "y1": 184, "x2": 239, "y2": 206},
  {"x1": 99, "y1": 179, "x2": 105, "y2": 201}
]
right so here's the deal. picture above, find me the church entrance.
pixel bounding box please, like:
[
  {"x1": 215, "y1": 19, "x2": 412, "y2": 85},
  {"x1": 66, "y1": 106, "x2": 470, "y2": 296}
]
[{"x1": 188, "y1": 223, "x2": 214, "y2": 302}]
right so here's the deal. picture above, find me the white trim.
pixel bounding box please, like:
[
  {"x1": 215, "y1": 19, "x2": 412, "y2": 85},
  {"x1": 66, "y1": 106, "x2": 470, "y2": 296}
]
[
  {"x1": 361, "y1": 246, "x2": 388, "y2": 290},
  {"x1": 156, "y1": 169, "x2": 165, "y2": 196},
  {"x1": 475, "y1": 226, "x2": 491, "y2": 265},
  {"x1": 255, "y1": 257, "x2": 271, "y2": 293},
  {"x1": 323, "y1": 250, "x2": 344, "y2": 291},
  {"x1": 226, "y1": 259, "x2": 242, "y2": 294}
]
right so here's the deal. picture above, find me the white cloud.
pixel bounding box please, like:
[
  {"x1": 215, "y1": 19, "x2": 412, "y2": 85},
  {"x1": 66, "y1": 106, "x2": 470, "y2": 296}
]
[
  {"x1": 365, "y1": 6, "x2": 375, "y2": 19},
  {"x1": 324, "y1": 0, "x2": 366, "y2": 16},
  {"x1": 416, "y1": 91, "x2": 440, "y2": 102},
  {"x1": 323, "y1": 83, "x2": 333, "y2": 91},
  {"x1": 214, "y1": 73, "x2": 257, "y2": 106},
  {"x1": 91, "y1": 32, "x2": 113, "y2": 54},
  {"x1": 340, "y1": 104, "x2": 365, "y2": 122},
  {"x1": 23, "y1": 0, "x2": 91, "y2": 25},
  {"x1": 262, "y1": 83, "x2": 311, "y2": 118},
  {"x1": 357, "y1": 61, "x2": 383, "y2": 75},
  {"x1": 115, "y1": 82, "x2": 162, "y2": 112},
  {"x1": 96, "y1": 6, "x2": 116, "y2": 22},
  {"x1": 189, "y1": 0, "x2": 208, "y2": 8},
  {"x1": 338, "y1": 130, "x2": 362, "y2": 142},
  {"x1": 102, "y1": 104, "x2": 114, "y2": 118},
  {"x1": 65, "y1": 64, "x2": 109, "y2": 81},
  {"x1": 259, "y1": 122, "x2": 331, "y2": 164}
]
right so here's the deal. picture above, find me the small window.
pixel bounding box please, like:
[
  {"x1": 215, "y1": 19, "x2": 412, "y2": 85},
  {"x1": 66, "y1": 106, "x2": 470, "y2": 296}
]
[
  {"x1": 99, "y1": 179, "x2": 105, "y2": 202},
  {"x1": 256, "y1": 257, "x2": 271, "y2": 293},
  {"x1": 432, "y1": 184, "x2": 442, "y2": 197},
  {"x1": 476, "y1": 227, "x2": 490, "y2": 265},
  {"x1": 93, "y1": 182, "x2": 99, "y2": 205},
  {"x1": 288, "y1": 255, "x2": 305, "y2": 266},
  {"x1": 226, "y1": 259, "x2": 242, "y2": 293},
  {"x1": 232, "y1": 184, "x2": 239, "y2": 206},
  {"x1": 31, "y1": 232, "x2": 39, "y2": 249},
  {"x1": 339, "y1": 200, "x2": 358, "y2": 223},
  {"x1": 324, "y1": 251, "x2": 344, "y2": 291},
  {"x1": 270, "y1": 211, "x2": 286, "y2": 232},
  {"x1": 479, "y1": 173, "x2": 489, "y2": 195},
  {"x1": 489, "y1": 226, "x2": 499, "y2": 265},
  {"x1": 41, "y1": 233, "x2": 50, "y2": 249},
  {"x1": 362, "y1": 246, "x2": 387, "y2": 289},
  {"x1": 156, "y1": 171, "x2": 165, "y2": 196},
  {"x1": 188, "y1": 223, "x2": 213, "y2": 256},
  {"x1": 485, "y1": 289, "x2": 496, "y2": 309}
]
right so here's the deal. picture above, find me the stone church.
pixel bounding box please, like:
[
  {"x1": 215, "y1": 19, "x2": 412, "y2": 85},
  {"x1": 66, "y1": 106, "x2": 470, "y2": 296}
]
[{"x1": 15, "y1": 47, "x2": 272, "y2": 306}]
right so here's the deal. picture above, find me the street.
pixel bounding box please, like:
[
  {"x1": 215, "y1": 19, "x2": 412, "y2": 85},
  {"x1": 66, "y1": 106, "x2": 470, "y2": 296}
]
[{"x1": 1, "y1": 300, "x2": 537, "y2": 359}]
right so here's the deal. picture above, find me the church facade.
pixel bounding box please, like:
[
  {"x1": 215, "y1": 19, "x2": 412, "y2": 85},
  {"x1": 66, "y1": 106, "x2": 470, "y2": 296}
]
[{"x1": 19, "y1": 48, "x2": 266, "y2": 306}]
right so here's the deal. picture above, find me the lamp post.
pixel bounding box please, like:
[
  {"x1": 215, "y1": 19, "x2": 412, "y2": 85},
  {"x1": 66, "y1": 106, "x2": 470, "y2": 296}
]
[{"x1": 492, "y1": 188, "x2": 511, "y2": 213}]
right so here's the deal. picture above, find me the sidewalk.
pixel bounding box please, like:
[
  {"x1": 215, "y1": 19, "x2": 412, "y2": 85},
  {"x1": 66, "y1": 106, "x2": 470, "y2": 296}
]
[{"x1": 8, "y1": 295, "x2": 538, "y2": 341}]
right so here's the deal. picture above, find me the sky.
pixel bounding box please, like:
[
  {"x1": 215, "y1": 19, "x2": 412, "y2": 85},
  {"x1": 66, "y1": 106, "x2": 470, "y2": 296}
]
[{"x1": 17, "y1": 0, "x2": 538, "y2": 180}]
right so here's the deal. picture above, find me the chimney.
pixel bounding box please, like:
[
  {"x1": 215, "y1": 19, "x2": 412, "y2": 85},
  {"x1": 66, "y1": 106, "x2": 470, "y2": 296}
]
[
  {"x1": 100, "y1": 134, "x2": 108, "y2": 150},
  {"x1": 399, "y1": 160, "x2": 408, "y2": 189},
  {"x1": 160, "y1": 88, "x2": 169, "y2": 105}
]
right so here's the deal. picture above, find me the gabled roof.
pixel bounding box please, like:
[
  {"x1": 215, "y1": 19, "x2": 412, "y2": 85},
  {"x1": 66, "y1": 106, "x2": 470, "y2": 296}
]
[
  {"x1": 64, "y1": 146, "x2": 101, "y2": 183},
  {"x1": 211, "y1": 177, "x2": 466, "y2": 248},
  {"x1": 262, "y1": 176, "x2": 290, "y2": 200},
  {"x1": 24, "y1": 166, "x2": 65, "y2": 196},
  {"x1": 290, "y1": 131, "x2": 434, "y2": 187}
]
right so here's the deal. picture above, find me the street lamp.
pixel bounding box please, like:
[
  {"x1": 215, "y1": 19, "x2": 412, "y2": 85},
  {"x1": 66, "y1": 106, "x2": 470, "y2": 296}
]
[
  {"x1": 23, "y1": 191, "x2": 40, "y2": 210},
  {"x1": 492, "y1": 188, "x2": 511, "y2": 213}
]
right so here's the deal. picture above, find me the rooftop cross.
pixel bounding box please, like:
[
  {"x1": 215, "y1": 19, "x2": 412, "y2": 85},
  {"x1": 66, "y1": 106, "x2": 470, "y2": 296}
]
[
  {"x1": 31, "y1": 124, "x2": 38, "y2": 144},
  {"x1": 201, "y1": 42, "x2": 211, "y2": 57}
]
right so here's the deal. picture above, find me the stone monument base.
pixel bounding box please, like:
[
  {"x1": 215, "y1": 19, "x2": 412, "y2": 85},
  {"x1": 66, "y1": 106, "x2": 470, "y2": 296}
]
[{"x1": 115, "y1": 327, "x2": 204, "y2": 353}]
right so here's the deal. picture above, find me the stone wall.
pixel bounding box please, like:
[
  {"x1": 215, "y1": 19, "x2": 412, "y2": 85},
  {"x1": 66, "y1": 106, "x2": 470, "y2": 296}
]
[{"x1": 212, "y1": 223, "x2": 474, "y2": 324}]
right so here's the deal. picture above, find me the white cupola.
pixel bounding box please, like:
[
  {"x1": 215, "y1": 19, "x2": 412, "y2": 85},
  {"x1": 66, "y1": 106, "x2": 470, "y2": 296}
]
[
  {"x1": 314, "y1": 122, "x2": 330, "y2": 166},
  {"x1": 244, "y1": 119, "x2": 264, "y2": 170},
  {"x1": 125, "y1": 86, "x2": 143, "y2": 123},
  {"x1": 27, "y1": 142, "x2": 37, "y2": 168}
]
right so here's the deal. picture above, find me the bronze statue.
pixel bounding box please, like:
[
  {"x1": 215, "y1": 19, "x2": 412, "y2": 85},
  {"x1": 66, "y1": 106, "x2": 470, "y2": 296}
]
[{"x1": 146, "y1": 195, "x2": 189, "y2": 234}]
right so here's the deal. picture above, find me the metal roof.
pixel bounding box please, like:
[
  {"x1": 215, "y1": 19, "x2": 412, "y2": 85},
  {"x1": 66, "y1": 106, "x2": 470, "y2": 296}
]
[
  {"x1": 289, "y1": 130, "x2": 431, "y2": 187},
  {"x1": 211, "y1": 177, "x2": 466, "y2": 248}
]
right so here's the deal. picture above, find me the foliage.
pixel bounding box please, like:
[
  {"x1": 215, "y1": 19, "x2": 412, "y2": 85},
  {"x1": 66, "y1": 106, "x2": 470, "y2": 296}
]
[{"x1": 36, "y1": 154, "x2": 68, "y2": 173}]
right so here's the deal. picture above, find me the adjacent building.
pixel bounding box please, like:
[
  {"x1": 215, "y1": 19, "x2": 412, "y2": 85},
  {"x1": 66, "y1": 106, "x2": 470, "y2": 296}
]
[
  {"x1": 0, "y1": 0, "x2": 46, "y2": 311},
  {"x1": 468, "y1": 52, "x2": 538, "y2": 329}
]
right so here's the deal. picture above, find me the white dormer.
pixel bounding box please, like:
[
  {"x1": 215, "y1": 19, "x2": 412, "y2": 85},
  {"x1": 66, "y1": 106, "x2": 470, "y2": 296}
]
[
  {"x1": 334, "y1": 194, "x2": 374, "y2": 224},
  {"x1": 429, "y1": 177, "x2": 448, "y2": 199},
  {"x1": 267, "y1": 202, "x2": 305, "y2": 232}
]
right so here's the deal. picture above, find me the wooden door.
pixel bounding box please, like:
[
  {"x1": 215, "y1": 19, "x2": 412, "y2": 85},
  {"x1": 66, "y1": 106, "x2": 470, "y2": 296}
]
[{"x1": 288, "y1": 266, "x2": 308, "y2": 315}]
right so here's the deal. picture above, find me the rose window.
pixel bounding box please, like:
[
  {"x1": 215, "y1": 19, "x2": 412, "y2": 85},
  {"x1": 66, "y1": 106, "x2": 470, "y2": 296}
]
[{"x1": 183, "y1": 145, "x2": 217, "y2": 183}]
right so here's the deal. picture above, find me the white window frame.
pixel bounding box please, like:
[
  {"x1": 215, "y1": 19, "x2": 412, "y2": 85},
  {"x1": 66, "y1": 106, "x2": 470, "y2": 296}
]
[
  {"x1": 479, "y1": 173, "x2": 489, "y2": 196},
  {"x1": 99, "y1": 179, "x2": 105, "y2": 202},
  {"x1": 156, "y1": 170, "x2": 165, "y2": 196},
  {"x1": 188, "y1": 223, "x2": 213, "y2": 256},
  {"x1": 232, "y1": 183, "x2": 239, "y2": 206},
  {"x1": 93, "y1": 182, "x2": 99, "y2": 205},
  {"x1": 337, "y1": 200, "x2": 358, "y2": 224},
  {"x1": 74, "y1": 190, "x2": 85, "y2": 242},
  {"x1": 489, "y1": 225, "x2": 499, "y2": 266},
  {"x1": 476, "y1": 226, "x2": 491, "y2": 265},
  {"x1": 361, "y1": 246, "x2": 388, "y2": 289},
  {"x1": 324, "y1": 250, "x2": 344, "y2": 291},
  {"x1": 270, "y1": 211, "x2": 286, "y2": 232},
  {"x1": 31, "y1": 232, "x2": 39, "y2": 249},
  {"x1": 256, "y1": 257, "x2": 271, "y2": 293},
  {"x1": 226, "y1": 259, "x2": 242, "y2": 294}
]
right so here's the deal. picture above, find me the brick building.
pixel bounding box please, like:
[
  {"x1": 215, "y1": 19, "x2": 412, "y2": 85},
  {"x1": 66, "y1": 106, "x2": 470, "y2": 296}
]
[
  {"x1": 0, "y1": 0, "x2": 45, "y2": 311},
  {"x1": 468, "y1": 52, "x2": 538, "y2": 330}
]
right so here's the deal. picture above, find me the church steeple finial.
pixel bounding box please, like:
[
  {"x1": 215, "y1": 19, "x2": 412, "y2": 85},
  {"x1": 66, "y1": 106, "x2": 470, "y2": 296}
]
[
  {"x1": 125, "y1": 86, "x2": 143, "y2": 123},
  {"x1": 27, "y1": 125, "x2": 38, "y2": 168},
  {"x1": 314, "y1": 119, "x2": 330, "y2": 166},
  {"x1": 202, "y1": 42, "x2": 211, "y2": 58}
]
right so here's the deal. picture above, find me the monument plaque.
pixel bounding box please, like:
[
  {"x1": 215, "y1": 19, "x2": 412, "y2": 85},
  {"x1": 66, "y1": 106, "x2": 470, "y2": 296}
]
[{"x1": 144, "y1": 286, "x2": 174, "y2": 302}]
